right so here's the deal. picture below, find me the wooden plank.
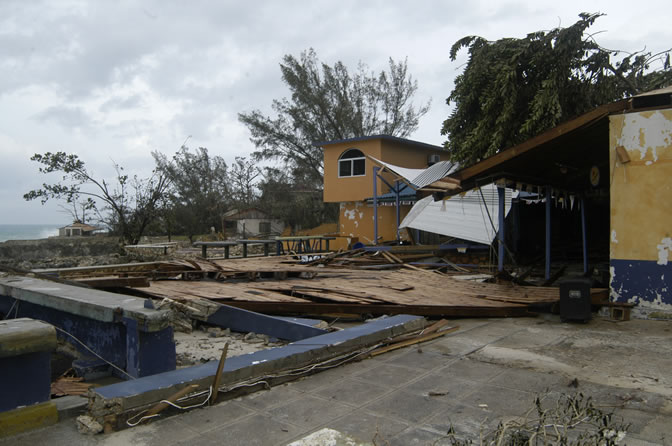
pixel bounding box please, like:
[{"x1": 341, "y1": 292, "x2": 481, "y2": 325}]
[
  {"x1": 144, "y1": 384, "x2": 198, "y2": 419},
  {"x1": 75, "y1": 276, "x2": 150, "y2": 288},
  {"x1": 222, "y1": 301, "x2": 530, "y2": 317},
  {"x1": 371, "y1": 326, "x2": 460, "y2": 356}
]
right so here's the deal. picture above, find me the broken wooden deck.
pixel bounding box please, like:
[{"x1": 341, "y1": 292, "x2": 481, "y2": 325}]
[{"x1": 42, "y1": 254, "x2": 570, "y2": 318}]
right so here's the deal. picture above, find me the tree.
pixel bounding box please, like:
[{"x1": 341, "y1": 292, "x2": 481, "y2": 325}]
[
  {"x1": 257, "y1": 167, "x2": 337, "y2": 231},
  {"x1": 153, "y1": 146, "x2": 230, "y2": 241},
  {"x1": 229, "y1": 156, "x2": 260, "y2": 207},
  {"x1": 57, "y1": 196, "x2": 96, "y2": 224},
  {"x1": 442, "y1": 13, "x2": 672, "y2": 167},
  {"x1": 239, "y1": 49, "x2": 430, "y2": 184},
  {"x1": 24, "y1": 152, "x2": 170, "y2": 245}
]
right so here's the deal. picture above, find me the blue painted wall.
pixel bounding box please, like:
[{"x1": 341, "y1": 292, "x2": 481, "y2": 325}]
[
  {"x1": 0, "y1": 296, "x2": 176, "y2": 379},
  {"x1": 610, "y1": 259, "x2": 672, "y2": 309},
  {"x1": 0, "y1": 352, "x2": 51, "y2": 412}
]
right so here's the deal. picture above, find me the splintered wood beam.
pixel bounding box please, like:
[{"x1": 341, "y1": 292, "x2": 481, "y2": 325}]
[
  {"x1": 221, "y1": 301, "x2": 530, "y2": 318},
  {"x1": 144, "y1": 384, "x2": 198, "y2": 419},
  {"x1": 370, "y1": 326, "x2": 460, "y2": 356},
  {"x1": 75, "y1": 277, "x2": 150, "y2": 288},
  {"x1": 210, "y1": 343, "x2": 229, "y2": 405}
]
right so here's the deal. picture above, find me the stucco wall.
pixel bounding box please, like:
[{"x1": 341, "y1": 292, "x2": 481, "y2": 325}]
[
  {"x1": 339, "y1": 202, "x2": 412, "y2": 245},
  {"x1": 609, "y1": 109, "x2": 672, "y2": 316},
  {"x1": 323, "y1": 139, "x2": 383, "y2": 203},
  {"x1": 322, "y1": 138, "x2": 447, "y2": 203}
]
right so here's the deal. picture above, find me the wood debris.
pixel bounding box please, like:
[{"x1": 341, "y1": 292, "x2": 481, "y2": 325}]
[
  {"x1": 35, "y1": 248, "x2": 607, "y2": 318},
  {"x1": 51, "y1": 375, "x2": 94, "y2": 397}
]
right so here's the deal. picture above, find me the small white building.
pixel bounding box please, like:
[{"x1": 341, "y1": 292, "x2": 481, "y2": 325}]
[
  {"x1": 222, "y1": 208, "x2": 284, "y2": 238},
  {"x1": 58, "y1": 222, "x2": 97, "y2": 237}
]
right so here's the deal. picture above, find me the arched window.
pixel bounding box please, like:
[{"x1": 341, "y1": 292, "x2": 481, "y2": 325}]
[{"x1": 338, "y1": 149, "x2": 366, "y2": 177}]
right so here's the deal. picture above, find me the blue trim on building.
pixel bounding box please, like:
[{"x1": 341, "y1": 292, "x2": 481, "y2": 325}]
[{"x1": 610, "y1": 258, "x2": 671, "y2": 306}]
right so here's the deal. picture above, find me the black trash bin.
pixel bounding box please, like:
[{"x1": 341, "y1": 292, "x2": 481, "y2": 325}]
[{"x1": 559, "y1": 277, "x2": 592, "y2": 322}]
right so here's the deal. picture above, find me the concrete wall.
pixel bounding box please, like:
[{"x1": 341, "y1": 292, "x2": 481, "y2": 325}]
[{"x1": 609, "y1": 108, "x2": 672, "y2": 316}]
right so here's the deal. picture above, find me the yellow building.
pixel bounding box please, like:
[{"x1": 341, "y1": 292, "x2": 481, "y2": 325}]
[
  {"x1": 318, "y1": 135, "x2": 448, "y2": 247},
  {"x1": 609, "y1": 101, "x2": 672, "y2": 315},
  {"x1": 437, "y1": 87, "x2": 672, "y2": 317}
]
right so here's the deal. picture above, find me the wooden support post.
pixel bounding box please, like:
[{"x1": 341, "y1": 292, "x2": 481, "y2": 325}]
[
  {"x1": 224, "y1": 245, "x2": 230, "y2": 259},
  {"x1": 242, "y1": 242, "x2": 248, "y2": 258},
  {"x1": 201, "y1": 245, "x2": 207, "y2": 258}
]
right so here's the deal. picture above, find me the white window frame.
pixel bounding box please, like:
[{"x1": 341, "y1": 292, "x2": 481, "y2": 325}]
[{"x1": 338, "y1": 149, "x2": 366, "y2": 178}]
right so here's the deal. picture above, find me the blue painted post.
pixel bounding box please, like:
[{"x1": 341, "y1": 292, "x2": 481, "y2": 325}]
[
  {"x1": 545, "y1": 187, "x2": 552, "y2": 280},
  {"x1": 497, "y1": 186, "x2": 505, "y2": 272},
  {"x1": 373, "y1": 166, "x2": 379, "y2": 245},
  {"x1": 123, "y1": 318, "x2": 176, "y2": 378},
  {"x1": 581, "y1": 196, "x2": 588, "y2": 274},
  {"x1": 395, "y1": 180, "x2": 401, "y2": 243}
]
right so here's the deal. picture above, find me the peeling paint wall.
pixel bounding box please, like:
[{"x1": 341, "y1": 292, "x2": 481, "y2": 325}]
[
  {"x1": 338, "y1": 201, "x2": 411, "y2": 246},
  {"x1": 609, "y1": 109, "x2": 672, "y2": 315}
]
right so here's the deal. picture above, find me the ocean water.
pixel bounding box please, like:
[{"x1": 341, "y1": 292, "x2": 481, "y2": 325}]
[{"x1": 0, "y1": 224, "x2": 64, "y2": 242}]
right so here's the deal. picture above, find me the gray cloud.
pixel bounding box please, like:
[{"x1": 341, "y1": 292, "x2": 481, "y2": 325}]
[{"x1": 1, "y1": 0, "x2": 671, "y2": 224}]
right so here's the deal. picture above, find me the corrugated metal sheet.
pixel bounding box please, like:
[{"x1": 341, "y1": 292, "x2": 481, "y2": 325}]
[
  {"x1": 368, "y1": 157, "x2": 457, "y2": 188},
  {"x1": 399, "y1": 185, "x2": 512, "y2": 245},
  {"x1": 411, "y1": 161, "x2": 457, "y2": 188}
]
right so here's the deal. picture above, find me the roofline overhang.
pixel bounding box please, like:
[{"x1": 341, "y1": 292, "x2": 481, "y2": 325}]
[
  {"x1": 313, "y1": 134, "x2": 445, "y2": 152},
  {"x1": 429, "y1": 98, "x2": 633, "y2": 195}
]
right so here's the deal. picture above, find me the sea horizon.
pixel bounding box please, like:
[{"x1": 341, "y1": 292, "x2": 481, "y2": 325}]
[{"x1": 0, "y1": 223, "x2": 66, "y2": 243}]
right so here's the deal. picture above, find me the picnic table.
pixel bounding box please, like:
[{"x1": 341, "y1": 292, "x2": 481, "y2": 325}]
[
  {"x1": 192, "y1": 241, "x2": 238, "y2": 259},
  {"x1": 236, "y1": 239, "x2": 277, "y2": 258},
  {"x1": 275, "y1": 236, "x2": 336, "y2": 255}
]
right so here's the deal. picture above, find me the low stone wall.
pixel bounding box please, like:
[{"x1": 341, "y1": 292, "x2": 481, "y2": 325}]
[{"x1": 0, "y1": 236, "x2": 121, "y2": 261}]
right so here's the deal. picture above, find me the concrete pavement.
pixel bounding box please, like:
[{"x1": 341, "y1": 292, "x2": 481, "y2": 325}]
[{"x1": 2, "y1": 315, "x2": 671, "y2": 445}]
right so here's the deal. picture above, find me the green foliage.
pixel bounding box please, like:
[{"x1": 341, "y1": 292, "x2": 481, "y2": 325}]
[
  {"x1": 239, "y1": 49, "x2": 430, "y2": 185},
  {"x1": 257, "y1": 167, "x2": 337, "y2": 231},
  {"x1": 153, "y1": 146, "x2": 230, "y2": 241},
  {"x1": 442, "y1": 13, "x2": 672, "y2": 167},
  {"x1": 24, "y1": 151, "x2": 170, "y2": 245}
]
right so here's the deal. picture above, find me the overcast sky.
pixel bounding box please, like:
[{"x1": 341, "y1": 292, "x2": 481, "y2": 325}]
[{"x1": 1, "y1": 1, "x2": 670, "y2": 224}]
